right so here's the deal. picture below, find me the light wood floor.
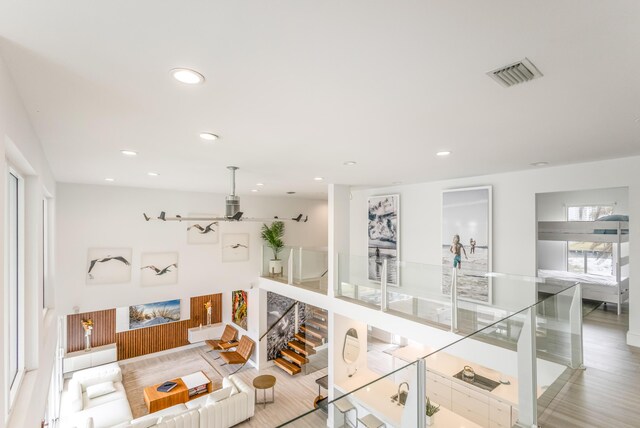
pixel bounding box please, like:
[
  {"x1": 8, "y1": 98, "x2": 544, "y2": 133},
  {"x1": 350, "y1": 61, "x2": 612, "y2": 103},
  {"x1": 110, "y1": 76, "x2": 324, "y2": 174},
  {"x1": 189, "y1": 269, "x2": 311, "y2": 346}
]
[
  {"x1": 120, "y1": 345, "x2": 327, "y2": 426},
  {"x1": 538, "y1": 302, "x2": 640, "y2": 427}
]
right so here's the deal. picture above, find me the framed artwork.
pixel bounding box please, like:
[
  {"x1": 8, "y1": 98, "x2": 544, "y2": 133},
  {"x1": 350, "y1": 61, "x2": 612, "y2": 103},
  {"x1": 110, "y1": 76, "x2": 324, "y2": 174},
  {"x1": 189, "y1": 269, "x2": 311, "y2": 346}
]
[
  {"x1": 187, "y1": 213, "x2": 219, "y2": 245},
  {"x1": 266, "y1": 292, "x2": 306, "y2": 361},
  {"x1": 129, "y1": 299, "x2": 181, "y2": 330},
  {"x1": 367, "y1": 195, "x2": 400, "y2": 285},
  {"x1": 222, "y1": 233, "x2": 250, "y2": 262},
  {"x1": 140, "y1": 252, "x2": 179, "y2": 286},
  {"x1": 441, "y1": 186, "x2": 492, "y2": 303},
  {"x1": 86, "y1": 248, "x2": 132, "y2": 285},
  {"x1": 231, "y1": 290, "x2": 248, "y2": 330}
]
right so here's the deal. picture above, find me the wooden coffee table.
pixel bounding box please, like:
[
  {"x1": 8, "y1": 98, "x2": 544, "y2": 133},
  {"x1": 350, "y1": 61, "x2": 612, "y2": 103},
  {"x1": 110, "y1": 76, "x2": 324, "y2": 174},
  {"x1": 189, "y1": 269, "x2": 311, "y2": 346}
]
[{"x1": 143, "y1": 371, "x2": 213, "y2": 413}]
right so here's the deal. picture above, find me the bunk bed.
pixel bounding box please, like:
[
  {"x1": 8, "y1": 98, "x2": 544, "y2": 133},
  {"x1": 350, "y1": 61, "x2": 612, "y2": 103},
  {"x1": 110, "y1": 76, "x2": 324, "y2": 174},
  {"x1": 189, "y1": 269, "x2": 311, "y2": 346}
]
[{"x1": 537, "y1": 219, "x2": 629, "y2": 315}]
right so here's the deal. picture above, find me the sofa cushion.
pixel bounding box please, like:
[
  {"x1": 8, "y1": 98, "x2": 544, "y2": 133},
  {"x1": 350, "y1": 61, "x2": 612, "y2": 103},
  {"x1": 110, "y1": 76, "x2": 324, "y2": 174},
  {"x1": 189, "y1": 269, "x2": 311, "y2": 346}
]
[
  {"x1": 60, "y1": 397, "x2": 132, "y2": 428},
  {"x1": 129, "y1": 403, "x2": 188, "y2": 427},
  {"x1": 85, "y1": 417, "x2": 95, "y2": 428},
  {"x1": 72, "y1": 363, "x2": 122, "y2": 391},
  {"x1": 184, "y1": 393, "x2": 209, "y2": 410},
  {"x1": 129, "y1": 417, "x2": 158, "y2": 428},
  {"x1": 207, "y1": 386, "x2": 233, "y2": 404},
  {"x1": 86, "y1": 381, "x2": 116, "y2": 399},
  {"x1": 229, "y1": 374, "x2": 255, "y2": 418},
  {"x1": 68, "y1": 379, "x2": 84, "y2": 412}
]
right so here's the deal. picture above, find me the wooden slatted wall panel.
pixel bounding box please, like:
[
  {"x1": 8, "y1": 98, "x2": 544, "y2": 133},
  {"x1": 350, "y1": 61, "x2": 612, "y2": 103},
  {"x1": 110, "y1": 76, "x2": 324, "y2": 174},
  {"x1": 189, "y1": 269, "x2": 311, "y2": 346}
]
[
  {"x1": 67, "y1": 309, "x2": 116, "y2": 353},
  {"x1": 116, "y1": 320, "x2": 190, "y2": 360},
  {"x1": 189, "y1": 293, "x2": 223, "y2": 328},
  {"x1": 115, "y1": 293, "x2": 222, "y2": 360}
]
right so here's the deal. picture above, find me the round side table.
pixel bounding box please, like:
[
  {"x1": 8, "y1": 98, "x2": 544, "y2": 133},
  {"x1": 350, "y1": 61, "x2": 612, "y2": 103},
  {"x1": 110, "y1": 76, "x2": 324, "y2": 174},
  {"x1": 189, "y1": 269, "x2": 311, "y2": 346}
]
[{"x1": 253, "y1": 374, "x2": 276, "y2": 409}]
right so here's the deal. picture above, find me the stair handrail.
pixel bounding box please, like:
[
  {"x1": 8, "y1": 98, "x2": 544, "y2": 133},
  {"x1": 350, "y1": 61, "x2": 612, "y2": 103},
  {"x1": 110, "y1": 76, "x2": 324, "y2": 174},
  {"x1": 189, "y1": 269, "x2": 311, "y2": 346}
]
[{"x1": 259, "y1": 301, "x2": 298, "y2": 342}]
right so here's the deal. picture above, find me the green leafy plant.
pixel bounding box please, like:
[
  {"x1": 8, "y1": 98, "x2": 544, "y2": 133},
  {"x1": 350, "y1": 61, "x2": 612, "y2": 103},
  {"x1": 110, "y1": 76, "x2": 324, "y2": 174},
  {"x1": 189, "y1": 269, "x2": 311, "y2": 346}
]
[
  {"x1": 261, "y1": 221, "x2": 285, "y2": 260},
  {"x1": 426, "y1": 397, "x2": 440, "y2": 417}
]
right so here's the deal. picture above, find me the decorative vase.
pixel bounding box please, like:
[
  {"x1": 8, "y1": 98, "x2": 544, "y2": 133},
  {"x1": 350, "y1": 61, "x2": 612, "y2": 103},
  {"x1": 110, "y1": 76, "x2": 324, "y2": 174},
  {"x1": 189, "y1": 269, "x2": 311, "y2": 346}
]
[
  {"x1": 269, "y1": 259, "x2": 283, "y2": 277},
  {"x1": 207, "y1": 310, "x2": 212, "y2": 326},
  {"x1": 426, "y1": 415, "x2": 435, "y2": 426},
  {"x1": 84, "y1": 332, "x2": 92, "y2": 352}
]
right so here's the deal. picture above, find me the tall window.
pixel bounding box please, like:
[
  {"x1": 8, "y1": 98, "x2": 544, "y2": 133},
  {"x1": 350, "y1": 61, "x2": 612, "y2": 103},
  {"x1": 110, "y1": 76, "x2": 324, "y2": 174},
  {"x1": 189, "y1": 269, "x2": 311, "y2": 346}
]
[
  {"x1": 567, "y1": 205, "x2": 614, "y2": 275},
  {"x1": 7, "y1": 170, "x2": 23, "y2": 391}
]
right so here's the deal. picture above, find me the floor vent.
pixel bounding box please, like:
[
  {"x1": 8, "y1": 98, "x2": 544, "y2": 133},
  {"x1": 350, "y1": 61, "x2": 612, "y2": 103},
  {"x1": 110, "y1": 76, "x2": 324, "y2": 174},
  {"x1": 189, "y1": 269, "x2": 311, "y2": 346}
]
[{"x1": 487, "y1": 58, "x2": 543, "y2": 88}]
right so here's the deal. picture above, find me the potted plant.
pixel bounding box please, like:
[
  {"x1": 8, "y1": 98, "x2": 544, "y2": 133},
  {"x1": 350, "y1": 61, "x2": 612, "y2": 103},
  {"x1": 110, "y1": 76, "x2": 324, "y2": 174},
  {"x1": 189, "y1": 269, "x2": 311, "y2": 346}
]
[
  {"x1": 426, "y1": 397, "x2": 440, "y2": 426},
  {"x1": 261, "y1": 221, "x2": 285, "y2": 276}
]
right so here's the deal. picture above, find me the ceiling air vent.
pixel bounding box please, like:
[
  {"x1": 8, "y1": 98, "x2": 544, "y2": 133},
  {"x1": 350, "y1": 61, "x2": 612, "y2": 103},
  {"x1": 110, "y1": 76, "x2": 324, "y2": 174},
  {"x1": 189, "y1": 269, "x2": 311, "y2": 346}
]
[{"x1": 487, "y1": 58, "x2": 543, "y2": 88}]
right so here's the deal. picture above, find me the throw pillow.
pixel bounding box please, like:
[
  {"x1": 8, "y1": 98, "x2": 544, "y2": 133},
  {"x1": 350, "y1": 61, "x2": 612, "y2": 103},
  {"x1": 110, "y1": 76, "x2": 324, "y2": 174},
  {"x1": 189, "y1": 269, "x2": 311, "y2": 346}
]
[
  {"x1": 85, "y1": 417, "x2": 95, "y2": 428},
  {"x1": 157, "y1": 410, "x2": 189, "y2": 424},
  {"x1": 85, "y1": 381, "x2": 116, "y2": 399},
  {"x1": 130, "y1": 418, "x2": 159, "y2": 428},
  {"x1": 206, "y1": 386, "x2": 233, "y2": 404}
]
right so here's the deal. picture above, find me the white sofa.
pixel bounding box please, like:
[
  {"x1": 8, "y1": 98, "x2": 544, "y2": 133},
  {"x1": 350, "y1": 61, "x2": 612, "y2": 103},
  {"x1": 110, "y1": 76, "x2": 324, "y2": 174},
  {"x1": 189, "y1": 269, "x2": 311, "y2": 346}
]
[
  {"x1": 60, "y1": 363, "x2": 133, "y2": 428},
  {"x1": 186, "y1": 375, "x2": 255, "y2": 428},
  {"x1": 61, "y1": 365, "x2": 254, "y2": 428}
]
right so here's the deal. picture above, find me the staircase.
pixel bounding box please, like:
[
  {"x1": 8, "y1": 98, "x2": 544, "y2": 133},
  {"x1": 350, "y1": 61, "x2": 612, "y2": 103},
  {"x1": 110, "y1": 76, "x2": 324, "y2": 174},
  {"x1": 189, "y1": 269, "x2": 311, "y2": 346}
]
[{"x1": 274, "y1": 307, "x2": 328, "y2": 375}]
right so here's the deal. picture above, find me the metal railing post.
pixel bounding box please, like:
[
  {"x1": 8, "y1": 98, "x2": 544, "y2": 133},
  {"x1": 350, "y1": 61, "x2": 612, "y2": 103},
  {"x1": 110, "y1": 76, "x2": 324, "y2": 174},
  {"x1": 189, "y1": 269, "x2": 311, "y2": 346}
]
[
  {"x1": 451, "y1": 267, "x2": 458, "y2": 332},
  {"x1": 516, "y1": 307, "x2": 539, "y2": 428},
  {"x1": 381, "y1": 259, "x2": 388, "y2": 311},
  {"x1": 287, "y1": 248, "x2": 294, "y2": 285},
  {"x1": 569, "y1": 283, "x2": 585, "y2": 369},
  {"x1": 417, "y1": 358, "x2": 426, "y2": 428}
]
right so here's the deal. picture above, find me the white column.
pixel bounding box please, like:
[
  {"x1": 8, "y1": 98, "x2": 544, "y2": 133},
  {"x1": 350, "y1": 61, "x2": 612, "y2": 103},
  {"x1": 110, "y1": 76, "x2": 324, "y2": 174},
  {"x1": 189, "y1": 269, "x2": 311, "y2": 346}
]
[{"x1": 569, "y1": 284, "x2": 584, "y2": 369}]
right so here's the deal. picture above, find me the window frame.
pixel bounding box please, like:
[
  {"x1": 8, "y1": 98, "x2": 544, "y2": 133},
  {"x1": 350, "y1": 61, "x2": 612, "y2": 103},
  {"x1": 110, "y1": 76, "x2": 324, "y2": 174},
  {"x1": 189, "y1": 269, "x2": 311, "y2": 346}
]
[
  {"x1": 6, "y1": 165, "x2": 26, "y2": 407},
  {"x1": 565, "y1": 204, "x2": 615, "y2": 274}
]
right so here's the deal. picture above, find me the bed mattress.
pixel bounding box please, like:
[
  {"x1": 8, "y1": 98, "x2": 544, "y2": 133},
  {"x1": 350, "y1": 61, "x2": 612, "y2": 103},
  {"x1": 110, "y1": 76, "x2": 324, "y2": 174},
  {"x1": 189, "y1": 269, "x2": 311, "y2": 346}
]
[{"x1": 537, "y1": 269, "x2": 618, "y2": 287}]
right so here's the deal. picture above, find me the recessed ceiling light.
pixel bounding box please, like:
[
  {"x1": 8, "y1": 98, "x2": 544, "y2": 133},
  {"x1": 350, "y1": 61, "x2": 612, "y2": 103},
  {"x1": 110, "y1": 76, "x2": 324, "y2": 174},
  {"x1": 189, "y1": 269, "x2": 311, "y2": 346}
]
[
  {"x1": 436, "y1": 151, "x2": 451, "y2": 157},
  {"x1": 120, "y1": 150, "x2": 138, "y2": 156},
  {"x1": 104, "y1": 178, "x2": 115, "y2": 182},
  {"x1": 251, "y1": 189, "x2": 258, "y2": 193},
  {"x1": 147, "y1": 172, "x2": 159, "y2": 176},
  {"x1": 530, "y1": 161, "x2": 549, "y2": 167},
  {"x1": 343, "y1": 161, "x2": 357, "y2": 166},
  {"x1": 314, "y1": 177, "x2": 324, "y2": 181},
  {"x1": 199, "y1": 132, "x2": 219, "y2": 141},
  {"x1": 256, "y1": 183, "x2": 264, "y2": 186},
  {"x1": 170, "y1": 68, "x2": 205, "y2": 84}
]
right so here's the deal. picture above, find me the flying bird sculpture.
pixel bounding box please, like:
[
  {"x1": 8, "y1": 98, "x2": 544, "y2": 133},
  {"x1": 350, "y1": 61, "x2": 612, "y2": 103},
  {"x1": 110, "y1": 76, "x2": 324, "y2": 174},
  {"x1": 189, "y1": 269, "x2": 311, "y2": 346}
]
[{"x1": 228, "y1": 244, "x2": 248, "y2": 249}]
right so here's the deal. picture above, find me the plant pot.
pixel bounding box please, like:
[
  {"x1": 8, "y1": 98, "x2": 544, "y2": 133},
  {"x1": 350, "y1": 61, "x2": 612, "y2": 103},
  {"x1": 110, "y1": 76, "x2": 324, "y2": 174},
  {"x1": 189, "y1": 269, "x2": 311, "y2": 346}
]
[
  {"x1": 269, "y1": 259, "x2": 283, "y2": 277},
  {"x1": 426, "y1": 415, "x2": 435, "y2": 426}
]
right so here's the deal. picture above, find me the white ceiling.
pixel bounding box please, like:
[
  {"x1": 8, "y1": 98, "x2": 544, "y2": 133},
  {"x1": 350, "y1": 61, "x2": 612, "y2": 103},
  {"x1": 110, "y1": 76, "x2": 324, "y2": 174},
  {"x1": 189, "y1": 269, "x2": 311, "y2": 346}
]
[{"x1": 1, "y1": 1, "x2": 639, "y2": 198}]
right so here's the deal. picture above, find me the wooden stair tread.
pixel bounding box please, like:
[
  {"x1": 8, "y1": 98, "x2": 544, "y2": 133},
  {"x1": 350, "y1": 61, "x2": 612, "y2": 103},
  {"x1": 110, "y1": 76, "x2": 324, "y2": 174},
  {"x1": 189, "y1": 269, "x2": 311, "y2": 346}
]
[
  {"x1": 305, "y1": 319, "x2": 327, "y2": 330},
  {"x1": 295, "y1": 332, "x2": 322, "y2": 347},
  {"x1": 274, "y1": 358, "x2": 301, "y2": 375},
  {"x1": 281, "y1": 349, "x2": 308, "y2": 365},
  {"x1": 288, "y1": 340, "x2": 316, "y2": 356},
  {"x1": 300, "y1": 325, "x2": 325, "y2": 339}
]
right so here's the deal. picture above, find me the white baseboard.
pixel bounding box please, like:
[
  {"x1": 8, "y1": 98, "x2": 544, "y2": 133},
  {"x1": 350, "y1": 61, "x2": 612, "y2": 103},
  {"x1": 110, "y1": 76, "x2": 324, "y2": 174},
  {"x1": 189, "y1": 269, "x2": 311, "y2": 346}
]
[{"x1": 626, "y1": 331, "x2": 640, "y2": 348}]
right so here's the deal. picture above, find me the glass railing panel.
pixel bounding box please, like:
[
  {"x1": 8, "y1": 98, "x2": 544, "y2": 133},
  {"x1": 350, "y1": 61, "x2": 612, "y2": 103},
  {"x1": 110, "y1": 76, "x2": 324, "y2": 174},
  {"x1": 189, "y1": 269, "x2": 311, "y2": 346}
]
[
  {"x1": 280, "y1": 360, "x2": 421, "y2": 428},
  {"x1": 291, "y1": 247, "x2": 328, "y2": 294},
  {"x1": 387, "y1": 261, "x2": 453, "y2": 329},
  {"x1": 336, "y1": 253, "x2": 382, "y2": 308}
]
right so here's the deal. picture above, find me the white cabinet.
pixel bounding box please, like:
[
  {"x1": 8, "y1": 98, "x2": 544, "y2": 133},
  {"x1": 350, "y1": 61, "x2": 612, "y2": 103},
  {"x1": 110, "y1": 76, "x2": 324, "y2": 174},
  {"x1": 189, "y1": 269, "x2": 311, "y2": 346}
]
[
  {"x1": 426, "y1": 370, "x2": 452, "y2": 409},
  {"x1": 489, "y1": 397, "x2": 512, "y2": 428},
  {"x1": 451, "y1": 382, "x2": 490, "y2": 428},
  {"x1": 63, "y1": 344, "x2": 117, "y2": 374},
  {"x1": 187, "y1": 323, "x2": 224, "y2": 343}
]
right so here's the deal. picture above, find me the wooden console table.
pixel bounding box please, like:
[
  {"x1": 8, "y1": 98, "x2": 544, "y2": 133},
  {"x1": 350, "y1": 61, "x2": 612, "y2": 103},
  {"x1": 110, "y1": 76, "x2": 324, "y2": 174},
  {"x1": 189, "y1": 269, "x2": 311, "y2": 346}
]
[{"x1": 143, "y1": 371, "x2": 213, "y2": 413}]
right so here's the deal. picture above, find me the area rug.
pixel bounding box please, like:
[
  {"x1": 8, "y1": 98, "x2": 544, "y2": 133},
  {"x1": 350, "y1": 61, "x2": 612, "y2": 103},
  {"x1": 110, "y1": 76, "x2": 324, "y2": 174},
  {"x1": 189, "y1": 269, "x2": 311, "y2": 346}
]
[{"x1": 120, "y1": 346, "x2": 222, "y2": 418}]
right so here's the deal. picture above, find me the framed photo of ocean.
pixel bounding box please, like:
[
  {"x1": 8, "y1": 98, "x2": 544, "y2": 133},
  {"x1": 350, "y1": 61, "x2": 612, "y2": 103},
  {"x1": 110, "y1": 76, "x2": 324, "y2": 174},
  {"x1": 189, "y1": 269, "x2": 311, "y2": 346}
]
[{"x1": 441, "y1": 186, "x2": 492, "y2": 304}]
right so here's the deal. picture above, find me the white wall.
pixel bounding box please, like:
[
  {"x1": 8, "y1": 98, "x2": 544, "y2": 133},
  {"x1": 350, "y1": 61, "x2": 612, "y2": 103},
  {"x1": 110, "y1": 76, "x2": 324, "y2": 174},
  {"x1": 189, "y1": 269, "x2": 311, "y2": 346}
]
[
  {"x1": 55, "y1": 183, "x2": 327, "y2": 349},
  {"x1": 536, "y1": 187, "x2": 629, "y2": 270},
  {"x1": 0, "y1": 52, "x2": 57, "y2": 428},
  {"x1": 348, "y1": 156, "x2": 640, "y2": 345}
]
